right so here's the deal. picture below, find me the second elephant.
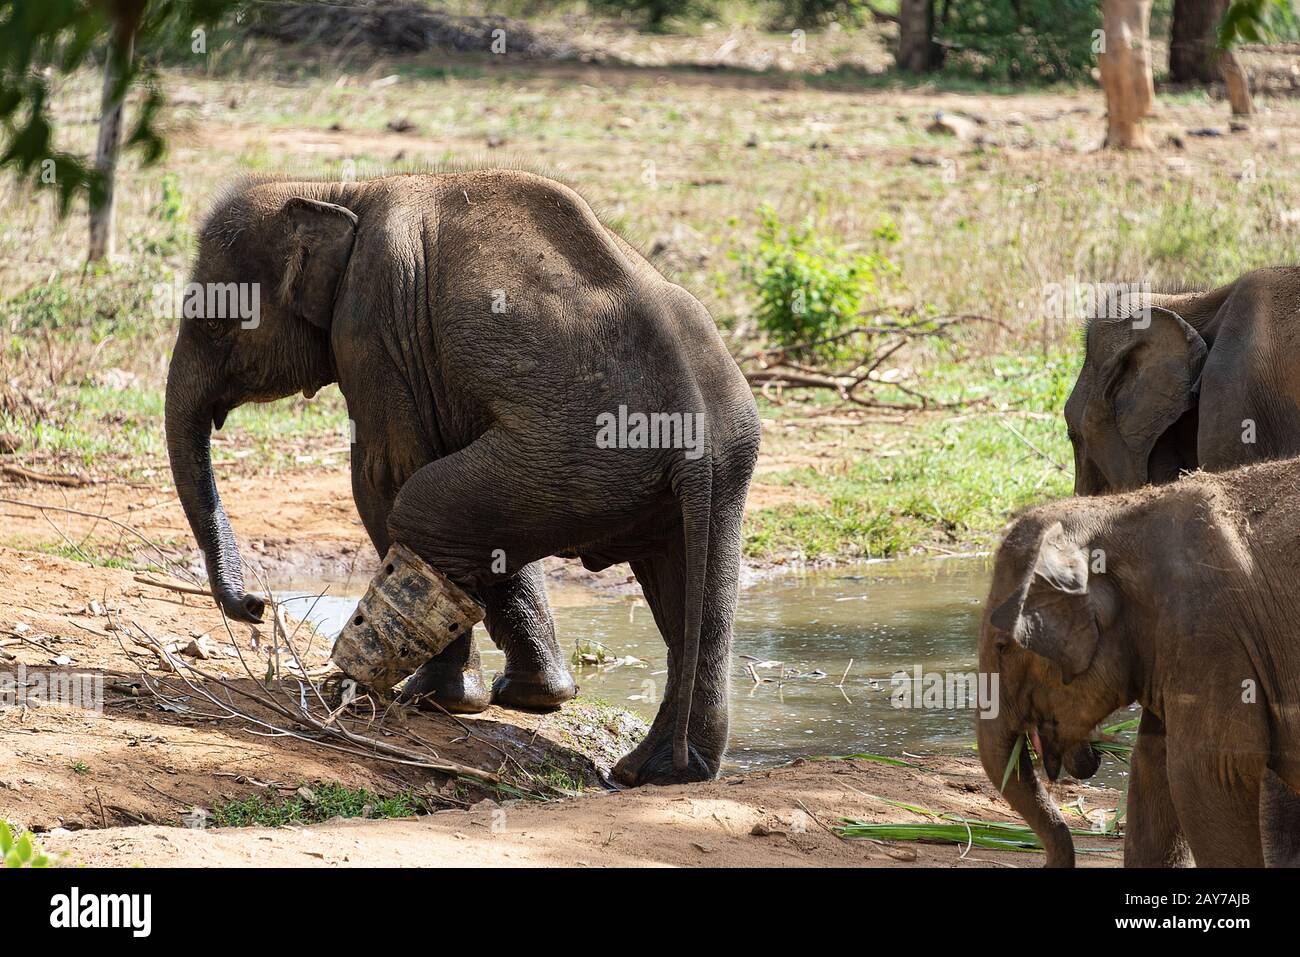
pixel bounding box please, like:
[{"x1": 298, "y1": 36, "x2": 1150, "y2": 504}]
[
  {"x1": 1065, "y1": 267, "x2": 1300, "y2": 494},
  {"x1": 977, "y1": 458, "x2": 1300, "y2": 866}
]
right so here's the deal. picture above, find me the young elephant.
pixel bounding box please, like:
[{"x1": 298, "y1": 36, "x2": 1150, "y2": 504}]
[
  {"x1": 1065, "y1": 267, "x2": 1300, "y2": 495},
  {"x1": 977, "y1": 459, "x2": 1300, "y2": 866},
  {"x1": 165, "y1": 170, "x2": 761, "y2": 786}
]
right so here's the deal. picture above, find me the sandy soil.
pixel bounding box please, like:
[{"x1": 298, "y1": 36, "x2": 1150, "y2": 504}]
[{"x1": 39, "y1": 757, "x2": 1121, "y2": 868}]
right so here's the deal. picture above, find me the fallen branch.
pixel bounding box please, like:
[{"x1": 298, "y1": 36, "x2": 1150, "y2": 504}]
[
  {"x1": 1, "y1": 463, "x2": 90, "y2": 487},
  {"x1": 738, "y1": 312, "x2": 1004, "y2": 412}
]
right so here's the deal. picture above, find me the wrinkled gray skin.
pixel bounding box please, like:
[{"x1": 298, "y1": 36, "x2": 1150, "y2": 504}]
[
  {"x1": 165, "y1": 171, "x2": 760, "y2": 786},
  {"x1": 1065, "y1": 267, "x2": 1300, "y2": 495},
  {"x1": 977, "y1": 458, "x2": 1300, "y2": 866}
]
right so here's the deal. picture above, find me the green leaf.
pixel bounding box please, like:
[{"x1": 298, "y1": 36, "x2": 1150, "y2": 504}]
[{"x1": 1000, "y1": 732, "x2": 1025, "y2": 792}]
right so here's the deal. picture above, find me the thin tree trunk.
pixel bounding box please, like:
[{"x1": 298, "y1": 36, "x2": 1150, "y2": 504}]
[
  {"x1": 1169, "y1": 0, "x2": 1228, "y2": 84},
  {"x1": 1221, "y1": 48, "x2": 1256, "y2": 115},
  {"x1": 1100, "y1": 0, "x2": 1156, "y2": 150},
  {"x1": 897, "y1": 0, "x2": 940, "y2": 73},
  {"x1": 88, "y1": 25, "x2": 134, "y2": 262}
]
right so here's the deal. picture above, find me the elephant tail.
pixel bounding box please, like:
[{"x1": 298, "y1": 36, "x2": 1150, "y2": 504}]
[{"x1": 673, "y1": 445, "x2": 713, "y2": 773}]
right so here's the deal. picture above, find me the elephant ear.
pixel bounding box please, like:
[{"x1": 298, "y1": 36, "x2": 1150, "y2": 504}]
[
  {"x1": 1100, "y1": 306, "x2": 1207, "y2": 457},
  {"x1": 280, "y1": 197, "x2": 358, "y2": 330},
  {"x1": 988, "y1": 522, "x2": 1100, "y2": 685}
]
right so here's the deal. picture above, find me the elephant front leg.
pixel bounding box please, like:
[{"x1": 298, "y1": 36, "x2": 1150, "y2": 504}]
[
  {"x1": 351, "y1": 454, "x2": 492, "y2": 713},
  {"x1": 1124, "y1": 711, "x2": 1192, "y2": 867},
  {"x1": 481, "y1": 562, "x2": 576, "y2": 711},
  {"x1": 401, "y1": 631, "x2": 492, "y2": 714}
]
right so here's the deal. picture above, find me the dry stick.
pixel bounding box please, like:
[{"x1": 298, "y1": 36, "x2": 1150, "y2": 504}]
[
  {"x1": 135, "y1": 626, "x2": 502, "y2": 783},
  {"x1": 0, "y1": 463, "x2": 89, "y2": 487},
  {"x1": 134, "y1": 574, "x2": 211, "y2": 598},
  {"x1": 75, "y1": 483, "x2": 113, "y2": 553},
  {"x1": 997, "y1": 418, "x2": 1067, "y2": 473},
  {"x1": 794, "y1": 799, "x2": 847, "y2": 842},
  {"x1": 131, "y1": 615, "x2": 504, "y2": 785},
  {"x1": 0, "y1": 498, "x2": 200, "y2": 584}
]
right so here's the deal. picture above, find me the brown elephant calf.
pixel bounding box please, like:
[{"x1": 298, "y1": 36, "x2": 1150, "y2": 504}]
[{"x1": 978, "y1": 457, "x2": 1300, "y2": 867}]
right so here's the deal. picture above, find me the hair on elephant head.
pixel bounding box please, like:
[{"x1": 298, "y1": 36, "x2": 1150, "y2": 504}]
[
  {"x1": 1064, "y1": 304, "x2": 1207, "y2": 496},
  {"x1": 977, "y1": 517, "x2": 1128, "y2": 867},
  {"x1": 165, "y1": 185, "x2": 359, "y2": 623}
]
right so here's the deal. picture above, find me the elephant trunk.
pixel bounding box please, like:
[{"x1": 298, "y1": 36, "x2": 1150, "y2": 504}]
[
  {"x1": 977, "y1": 709, "x2": 1075, "y2": 867},
  {"x1": 164, "y1": 338, "x2": 265, "y2": 624}
]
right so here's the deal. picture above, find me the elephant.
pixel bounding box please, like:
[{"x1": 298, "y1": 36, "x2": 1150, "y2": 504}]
[
  {"x1": 164, "y1": 170, "x2": 761, "y2": 786},
  {"x1": 1064, "y1": 267, "x2": 1300, "y2": 495},
  {"x1": 976, "y1": 457, "x2": 1300, "y2": 866}
]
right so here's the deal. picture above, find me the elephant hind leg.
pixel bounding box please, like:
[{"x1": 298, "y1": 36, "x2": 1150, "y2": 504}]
[{"x1": 612, "y1": 475, "x2": 747, "y2": 787}]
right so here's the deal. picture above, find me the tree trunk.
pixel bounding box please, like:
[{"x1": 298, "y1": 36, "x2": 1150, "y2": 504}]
[
  {"x1": 1100, "y1": 0, "x2": 1156, "y2": 150},
  {"x1": 1169, "y1": 0, "x2": 1228, "y2": 84},
  {"x1": 897, "y1": 0, "x2": 940, "y2": 73},
  {"x1": 1221, "y1": 48, "x2": 1256, "y2": 115},
  {"x1": 88, "y1": 25, "x2": 134, "y2": 262}
]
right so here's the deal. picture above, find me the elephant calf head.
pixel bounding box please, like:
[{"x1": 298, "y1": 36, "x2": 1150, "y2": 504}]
[
  {"x1": 1064, "y1": 304, "x2": 1207, "y2": 496},
  {"x1": 977, "y1": 515, "x2": 1130, "y2": 867},
  {"x1": 165, "y1": 182, "x2": 359, "y2": 622}
]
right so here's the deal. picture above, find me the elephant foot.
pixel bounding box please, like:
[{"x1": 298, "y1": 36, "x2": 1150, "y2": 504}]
[
  {"x1": 491, "y1": 668, "x2": 577, "y2": 712},
  {"x1": 612, "y1": 730, "x2": 717, "y2": 787},
  {"x1": 400, "y1": 658, "x2": 491, "y2": 715}
]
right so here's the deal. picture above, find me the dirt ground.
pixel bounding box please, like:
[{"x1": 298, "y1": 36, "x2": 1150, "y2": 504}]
[{"x1": 38, "y1": 757, "x2": 1120, "y2": 868}]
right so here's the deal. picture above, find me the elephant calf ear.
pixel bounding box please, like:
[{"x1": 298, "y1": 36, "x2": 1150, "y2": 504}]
[
  {"x1": 991, "y1": 522, "x2": 1100, "y2": 684},
  {"x1": 1103, "y1": 307, "x2": 1207, "y2": 456},
  {"x1": 281, "y1": 197, "x2": 358, "y2": 330}
]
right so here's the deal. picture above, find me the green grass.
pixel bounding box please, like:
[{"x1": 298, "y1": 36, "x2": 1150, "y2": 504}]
[
  {"x1": 210, "y1": 782, "x2": 427, "y2": 828},
  {"x1": 743, "y1": 348, "x2": 1078, "y2": 561}
]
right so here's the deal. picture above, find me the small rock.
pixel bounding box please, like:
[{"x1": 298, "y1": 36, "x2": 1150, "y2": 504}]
[
  {"x1": 884, "y1": 845, "x2": 918, "y2": 862},
  {"x1": 386, "y1": 118, "x2": 418, "y2": 134},
  {"x1": 180, "y1": 636, "x2": 215, "y2": 660},
  {"x1": 1187, "y1": 127, "x2": 1223, "y2": 138},
  {"x1": 296, "y1": 786, "x2": 317, "y2": 804},
  {"x1": 486, "y1": 135, "x2": 506, "y2": 149},
  {"x1": 926, "y1": 111, "x2": 978, "y2": 141}
]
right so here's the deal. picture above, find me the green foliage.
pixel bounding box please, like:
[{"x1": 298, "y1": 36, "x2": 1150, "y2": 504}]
[
  {"x1": 938, "y1": 0, "x2": 1102, "y2": 83},
  {"x1": 211, "y1": 782, "x2": 427, "y2": 828},
  {"x1": 1, "y1": 820, "x2": 50, "y2": 868},
  {"x1": 769, "y1": 0, "x2": 873, "y2": 28},
  {"x1": 742, "y1": 349, "x2": 1077, "y2": 561},
  {"x1": 1220, "y1": 0, "x2": 1299, "y2": 45},
  {"x1": 738, "y1": 206, "x2": 898, "y2": 360},
  {"x1": 585, "y1": 0, "x2": 712, "y2": 29},
  {"x1": 0, "y1": 0, "x2": 245, "y2": 214}
]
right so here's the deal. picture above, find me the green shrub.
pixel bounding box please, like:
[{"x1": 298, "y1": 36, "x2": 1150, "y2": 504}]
[
  {"x1": 1, "y1": 821, "x2": 50, "y2": 868},
  {"x1": 211, "y1": 782, "x2": 426, "y2": 827},
  {"x1": 938, "y1": 0, "x2": 1101, "y2": 83},
  {"x1": 738, "y1": 206, "x2": 898, "y2": 361},
  {"x1": 586, "y1": 0, "x2": 713, "y2": 29},
  {"x1": 770, "y1": 0, "x2": 873, "y2": 28}
]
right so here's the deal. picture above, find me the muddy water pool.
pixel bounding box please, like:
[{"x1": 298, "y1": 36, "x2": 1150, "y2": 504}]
[{"x1": 275, "y1": 556, "x2": 1135, "y2": 786}]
